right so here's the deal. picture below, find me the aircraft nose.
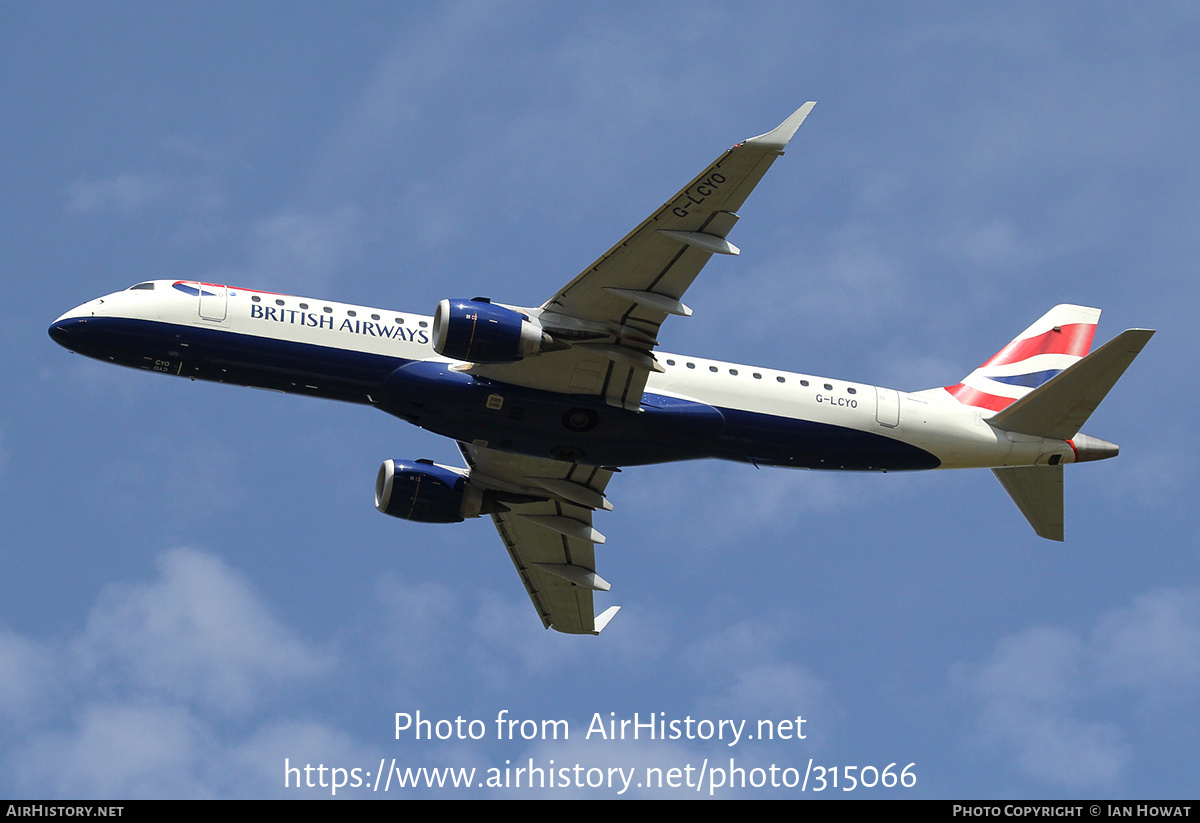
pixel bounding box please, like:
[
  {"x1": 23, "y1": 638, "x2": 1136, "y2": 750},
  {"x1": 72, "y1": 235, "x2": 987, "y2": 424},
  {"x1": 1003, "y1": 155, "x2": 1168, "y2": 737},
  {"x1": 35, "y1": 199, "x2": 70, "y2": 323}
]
[{"x1": 48, "y1": 314, "x2": 90, "y2": 350}]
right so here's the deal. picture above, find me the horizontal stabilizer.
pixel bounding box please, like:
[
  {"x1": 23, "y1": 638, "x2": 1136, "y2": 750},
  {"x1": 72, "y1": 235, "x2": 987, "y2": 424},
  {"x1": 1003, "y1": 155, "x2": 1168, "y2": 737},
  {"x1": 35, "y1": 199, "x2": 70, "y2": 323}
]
[
  {"x1": 988, "y1": 329, "x2": 1155, "y2": 440},
  {"x1": 993, "y1": 465, "x2": 1064, "y2": 541}
]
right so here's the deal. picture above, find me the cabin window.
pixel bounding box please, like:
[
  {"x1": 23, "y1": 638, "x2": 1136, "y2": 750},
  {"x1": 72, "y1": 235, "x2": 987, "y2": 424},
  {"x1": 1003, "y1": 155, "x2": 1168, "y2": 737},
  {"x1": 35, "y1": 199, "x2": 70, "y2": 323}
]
[
  {"x1": 847, "y1": 387, "x2": 857, "y2": 395},
  {"x1": 753, "y1": 373, "x2": 762, "y2": 379},
  {"x1": 347, "y1": 310, "x2": 356, "y2": 317},
  {"x1": 709, "y1": 366, "x2": 718, "y2": 372},
  {"x1": 666, "y1": 359, "x2": 676, "y2": 366},
  {"x1": 323, "y1": 307, "x2": 333, "y2": 313},
  {"x1": 729, "y1": 369, "x2": 738, "y2": 375},
  {"x1": 371, "y1": 314, "x2": 380, "y2": 320},
  {"x1": 394, "y1": 317, "x2": 404, "y2": 324},
  {"x1": 686, "y1": 362, "x2": 696, "y2": 369},
  {"x1": 800, "y1": 379, "x2": 809, "y2": 386},
  {"x1": 251, "y1": 295, "x2": 261, "y2": 303},
  {"x1": 824, "y1": 383, "x2": 833, "y2": 390},
  {"x1": 776, "y1": 376, "x2": 786, "y2": 383},
  {"x1": 275, "y1": 299, "x2": 285, "y2": 306},
  {"x1": 419, "y1": 320, "x2": 428, "y2": 328},
  {"x1": 299, "y1": 303, "x2": 308, "y2": 310}
]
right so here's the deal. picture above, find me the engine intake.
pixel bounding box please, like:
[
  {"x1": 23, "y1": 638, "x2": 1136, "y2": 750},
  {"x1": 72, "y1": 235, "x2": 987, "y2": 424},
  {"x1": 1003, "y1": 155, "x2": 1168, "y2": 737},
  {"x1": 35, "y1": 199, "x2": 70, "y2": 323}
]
[
  {"x1": 375, "y1": 459, "x2": 471, "y2": 523},
  {"x1": 432, "y1": 298, "x2": 553, "y2": 363}
]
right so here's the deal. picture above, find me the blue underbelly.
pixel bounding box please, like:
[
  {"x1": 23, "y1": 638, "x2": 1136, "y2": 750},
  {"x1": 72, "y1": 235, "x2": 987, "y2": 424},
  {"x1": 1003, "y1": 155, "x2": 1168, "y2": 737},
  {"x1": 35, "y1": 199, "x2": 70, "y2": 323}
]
[{"x1": 52, "y1": 318, "x2": 940, "y2": 471}]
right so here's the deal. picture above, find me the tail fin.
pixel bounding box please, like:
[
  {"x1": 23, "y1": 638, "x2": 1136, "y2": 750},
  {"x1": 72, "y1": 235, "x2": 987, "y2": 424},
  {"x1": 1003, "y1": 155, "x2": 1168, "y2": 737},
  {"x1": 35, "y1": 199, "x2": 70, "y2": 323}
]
[
  {"x1": 982, "y1": 322, "x2": 1156, "y2": 542},
  {"x1": 942, "y1": 305, "x2": 1100, "y2": 412}
]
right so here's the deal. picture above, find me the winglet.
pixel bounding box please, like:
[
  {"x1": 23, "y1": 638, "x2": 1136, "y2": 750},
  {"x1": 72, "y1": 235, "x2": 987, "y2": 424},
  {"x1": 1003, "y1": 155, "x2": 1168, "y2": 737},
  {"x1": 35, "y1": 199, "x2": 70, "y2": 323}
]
[
  {"x1": 592, "y1": 605, "x2": 621, "y2": 635},
  {"x1": 742, "y1": 102, "x2": 817, "y2": 152}
]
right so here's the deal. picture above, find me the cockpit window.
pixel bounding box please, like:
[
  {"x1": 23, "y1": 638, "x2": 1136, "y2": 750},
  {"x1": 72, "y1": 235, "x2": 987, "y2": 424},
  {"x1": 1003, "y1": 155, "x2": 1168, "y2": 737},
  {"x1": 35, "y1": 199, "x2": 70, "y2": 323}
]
[{"x1": 128, "y1": 282, "x2": 156, "y2": 291}]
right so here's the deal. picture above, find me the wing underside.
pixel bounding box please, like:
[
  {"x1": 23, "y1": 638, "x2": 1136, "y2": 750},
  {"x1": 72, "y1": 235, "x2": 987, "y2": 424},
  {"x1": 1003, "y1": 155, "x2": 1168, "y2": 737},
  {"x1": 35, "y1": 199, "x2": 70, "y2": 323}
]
[{"x1": 460, "y1": 443, "x2": 618, "y2": 634}]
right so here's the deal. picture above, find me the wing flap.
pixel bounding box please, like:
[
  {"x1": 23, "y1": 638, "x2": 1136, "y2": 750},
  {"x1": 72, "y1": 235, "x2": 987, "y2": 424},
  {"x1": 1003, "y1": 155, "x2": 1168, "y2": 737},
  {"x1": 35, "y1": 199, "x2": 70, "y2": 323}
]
[
  {"x1": 493, "y1": 500, "x2": 603, "y2": 634},
  {"x1": 460, "y1": 444, "x2": 618, "y2": 635}
]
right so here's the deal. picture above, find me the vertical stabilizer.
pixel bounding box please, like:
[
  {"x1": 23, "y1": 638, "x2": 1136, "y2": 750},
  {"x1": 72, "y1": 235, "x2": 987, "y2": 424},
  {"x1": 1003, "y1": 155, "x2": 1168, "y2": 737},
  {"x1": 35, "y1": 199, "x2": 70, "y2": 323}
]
[{"x1": 942, "y1": 305, "x2": 1100, "y2": 412}]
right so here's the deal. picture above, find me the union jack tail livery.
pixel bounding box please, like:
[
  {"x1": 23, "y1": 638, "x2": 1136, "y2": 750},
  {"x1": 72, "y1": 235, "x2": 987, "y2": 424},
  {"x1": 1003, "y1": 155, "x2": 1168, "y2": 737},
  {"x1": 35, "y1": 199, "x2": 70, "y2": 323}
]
[{"x1": 943, "y1": 304, "x2": 1100, "y2": 413}]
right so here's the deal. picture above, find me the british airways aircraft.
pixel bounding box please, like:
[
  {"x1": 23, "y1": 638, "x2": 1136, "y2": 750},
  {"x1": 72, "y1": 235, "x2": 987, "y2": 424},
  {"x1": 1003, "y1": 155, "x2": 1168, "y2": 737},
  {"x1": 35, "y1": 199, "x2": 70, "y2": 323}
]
[{"x1": 49, "y1": 103, "x2": 1153, "y2": 635}]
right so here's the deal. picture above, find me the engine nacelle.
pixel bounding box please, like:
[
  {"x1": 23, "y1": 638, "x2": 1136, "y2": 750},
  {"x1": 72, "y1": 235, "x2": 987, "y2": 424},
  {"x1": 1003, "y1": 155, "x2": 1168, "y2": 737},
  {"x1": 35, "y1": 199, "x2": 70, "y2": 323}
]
[
  {"x1": 432, "y1": 298, "x2": 550, "y2": 363},
  {"x1": 375, "y1": 459, "x2": 474, "y2": 523}
]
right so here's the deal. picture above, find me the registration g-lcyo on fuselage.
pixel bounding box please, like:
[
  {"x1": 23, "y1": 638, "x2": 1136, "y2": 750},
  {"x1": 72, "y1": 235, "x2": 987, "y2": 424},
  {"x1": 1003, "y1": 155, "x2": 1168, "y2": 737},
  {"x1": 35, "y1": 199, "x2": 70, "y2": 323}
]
[{"x1": 49, "y1": 103, "x2": 1154, "y2": 635}]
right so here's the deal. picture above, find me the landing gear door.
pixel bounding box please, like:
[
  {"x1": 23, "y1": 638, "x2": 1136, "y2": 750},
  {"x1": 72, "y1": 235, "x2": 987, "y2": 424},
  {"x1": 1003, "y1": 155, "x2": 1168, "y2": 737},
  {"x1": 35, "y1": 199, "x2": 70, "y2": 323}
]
[
  {"x1": 198, "y1": 283, "x2": 228, "y2": 321},
  {"x1": 875, "y1": 387, "x2": 900, "y2": 428}
]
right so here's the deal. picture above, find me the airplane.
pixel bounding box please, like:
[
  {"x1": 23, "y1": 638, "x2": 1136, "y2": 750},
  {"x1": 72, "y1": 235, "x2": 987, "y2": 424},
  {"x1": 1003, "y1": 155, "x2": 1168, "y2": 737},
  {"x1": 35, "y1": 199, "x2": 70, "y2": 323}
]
[{"x1": 48, "y1": 102, "x2": 1154, "y2": 636}]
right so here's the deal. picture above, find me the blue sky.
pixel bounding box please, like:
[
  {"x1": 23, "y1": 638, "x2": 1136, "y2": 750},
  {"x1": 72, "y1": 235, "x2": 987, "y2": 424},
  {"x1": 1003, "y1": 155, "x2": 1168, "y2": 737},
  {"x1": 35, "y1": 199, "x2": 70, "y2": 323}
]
[{"x1": 2, "y1": 2, "x2": 1198, "y2": 798}]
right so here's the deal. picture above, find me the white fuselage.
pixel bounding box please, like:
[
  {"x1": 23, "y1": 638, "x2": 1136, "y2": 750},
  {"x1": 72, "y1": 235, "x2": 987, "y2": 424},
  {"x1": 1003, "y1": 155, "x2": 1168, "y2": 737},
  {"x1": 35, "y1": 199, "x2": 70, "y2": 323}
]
[{"x1": 49, "y1": 281, "x2": 1079, "y2": 473}]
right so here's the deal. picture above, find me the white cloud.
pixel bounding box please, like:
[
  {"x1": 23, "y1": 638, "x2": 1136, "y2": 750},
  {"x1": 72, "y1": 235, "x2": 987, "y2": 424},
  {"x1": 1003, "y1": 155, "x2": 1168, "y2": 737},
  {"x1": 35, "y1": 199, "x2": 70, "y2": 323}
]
[
  {"x1": 17, "y1": 702, "x2": 216, "y2": 799},
  {"x1": 620, "y1": 463, "x2": 886, "y2": 555},
  {"x1": 1107, "y1": 434, "x2": 1196, "y2": 511},
  {"x1": 0, "y1": 628, "x2": 55, "y2": 719},
  {"x1": 688, "y1": 620, "x2": 831, "y2": 751},
  {"x1": 74, "y1": 548, "x2": 329, "y2": 712},
  {"x1": 1094, "y1": 588, "x2": 1200, "y2": 694},
  {"x1": 702, "y1": 663, "x2": 826, "y2": 723},
  {"x1": 689, "y1": 223, "x2": 919, "y2": 362},
  {"x1": 67, "y1": 172, "x2": 170, "y2": 214},
  {"x1": 374, "y1": 572, "x2": 458, "y2": 647},
  {"x1": 245, "y1": 207, "x2": 360, "y2": 294},
  {"x1": 229, "y1": 719, "x2": 378, "y2": 798},
  {"x1": 67, "y1": 171, "x2": 222, "y2": 216},
  {"x1": 965, "y1": 627, "x2": 1129, "y2": 791},
  {"x1": 1002, "y1": 713, "x2": 1128, "y2": 791},
  {"x1": 959, "y1": 588, "x2": 1200, "y2": 791},
  {"x1": 938, "y1": 219, "x2": 1035, "y2": 270},
  {"x1": 0, "y1": 548, "x2": 338, "y2": 797},
  {"x1": 972, "y1": 627, "x2": 1083, "y2": 706}
]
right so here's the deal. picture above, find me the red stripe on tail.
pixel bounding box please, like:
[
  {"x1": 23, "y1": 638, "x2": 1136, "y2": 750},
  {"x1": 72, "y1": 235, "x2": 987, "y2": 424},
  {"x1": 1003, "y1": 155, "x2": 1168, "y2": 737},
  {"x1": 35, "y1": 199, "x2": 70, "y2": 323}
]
[
  {"x1": 944, "y1": 384, "x2": 1018, "y2": 411},
  {"x1": 980, "y1": 323, "x2": 1096, "y2": 368}
]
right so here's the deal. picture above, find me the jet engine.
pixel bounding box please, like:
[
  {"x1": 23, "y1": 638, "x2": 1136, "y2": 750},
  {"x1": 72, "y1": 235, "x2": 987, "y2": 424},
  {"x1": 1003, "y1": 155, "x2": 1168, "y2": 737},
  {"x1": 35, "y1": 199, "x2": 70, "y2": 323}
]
[
  {"x1": 375, "y1": 459, "x2": 480, "y2": 523},
  {"x1": 432, "y1": 298, "x2": 556, "y2": 363}
]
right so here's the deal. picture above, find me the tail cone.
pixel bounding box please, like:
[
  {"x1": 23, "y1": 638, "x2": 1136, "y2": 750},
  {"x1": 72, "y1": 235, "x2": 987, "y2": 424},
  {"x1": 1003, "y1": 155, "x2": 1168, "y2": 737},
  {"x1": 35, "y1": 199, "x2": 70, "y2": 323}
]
[{"x1": 1071, "y1": 433, "x2": 1119, "y2": 463}]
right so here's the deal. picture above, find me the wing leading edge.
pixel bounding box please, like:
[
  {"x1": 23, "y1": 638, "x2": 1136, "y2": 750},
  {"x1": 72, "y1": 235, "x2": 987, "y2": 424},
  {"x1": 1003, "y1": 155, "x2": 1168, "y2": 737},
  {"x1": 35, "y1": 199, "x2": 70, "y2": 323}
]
[{"x1": 466, "y1": 103, "x2": 817, "y2": 412}]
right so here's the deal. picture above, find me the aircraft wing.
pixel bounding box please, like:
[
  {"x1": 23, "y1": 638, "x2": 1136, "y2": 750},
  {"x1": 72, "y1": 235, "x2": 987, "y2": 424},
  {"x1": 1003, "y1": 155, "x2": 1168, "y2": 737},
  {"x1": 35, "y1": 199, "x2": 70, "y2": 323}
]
[
  {"x1": 466, "y1": 102, "x2": 816, "y2": 411},
  {"x1": 459, "y1": 443, "x2": 620, "y2": 635}
]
